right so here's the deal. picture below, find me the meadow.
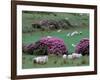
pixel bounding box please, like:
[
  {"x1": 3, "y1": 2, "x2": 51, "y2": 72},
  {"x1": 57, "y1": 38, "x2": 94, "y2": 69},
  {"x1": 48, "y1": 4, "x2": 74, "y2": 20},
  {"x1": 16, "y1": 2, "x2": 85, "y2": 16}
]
[{"x1": 22, "y1": 11, "x2": 89, "y2": 69}]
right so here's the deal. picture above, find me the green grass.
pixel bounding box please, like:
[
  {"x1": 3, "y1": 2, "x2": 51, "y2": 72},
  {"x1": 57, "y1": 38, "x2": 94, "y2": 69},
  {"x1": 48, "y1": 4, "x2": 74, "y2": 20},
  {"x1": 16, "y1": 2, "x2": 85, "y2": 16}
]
[
  {"x1": 22, "y1": 11, "x2": 89, "y2": 69},
  {"x1": 22, "y1": 54, "x2": 89, "y2": 69}
]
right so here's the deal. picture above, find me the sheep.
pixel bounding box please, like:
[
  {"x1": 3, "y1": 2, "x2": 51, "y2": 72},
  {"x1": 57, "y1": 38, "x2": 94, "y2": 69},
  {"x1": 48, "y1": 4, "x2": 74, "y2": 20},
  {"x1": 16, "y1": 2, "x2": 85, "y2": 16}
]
[
  {"x1": 67, "y1": 33, "x2": 70, "y2": 37},
  {"x1": 72, "y1": 44, "x2": 76, "y2": 47},
  {"x1": 71, "y1": 31, "x2": 78, "y2": 36},
  {"x1": 62, "y1": 54, "x2": 67, "y2": 59},
  {"x1": 72, "y1": 53, "x2": 82, "y2": 59},
  {"x1": 62, "y1": 54, "x2": 67, "y2": 64},
  {"x1": 67, "y1": 31, "x2": 82, "y2": 37},
  {"x1": 33, "y1": 56, "x2": 48, "y2": 64},
  {"x1": 68, "y1": 55, "x2": 73, "y2": 59},
  {"x1": 57, "y1": 29, "x2": 62, "y2": 32},
  {"x1": 68, "y1": 53, "x2": 82, "y2": 59},
  {"x1": 47, "y1": 36, "x2": 52, "y2": 38}
]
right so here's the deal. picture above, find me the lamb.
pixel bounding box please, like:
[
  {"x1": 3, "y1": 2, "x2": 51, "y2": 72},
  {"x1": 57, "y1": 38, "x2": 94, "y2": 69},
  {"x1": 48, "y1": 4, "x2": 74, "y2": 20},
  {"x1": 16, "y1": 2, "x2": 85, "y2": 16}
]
[{"x1": 33, "y1": 56, "x2": 48, "y2": 64}]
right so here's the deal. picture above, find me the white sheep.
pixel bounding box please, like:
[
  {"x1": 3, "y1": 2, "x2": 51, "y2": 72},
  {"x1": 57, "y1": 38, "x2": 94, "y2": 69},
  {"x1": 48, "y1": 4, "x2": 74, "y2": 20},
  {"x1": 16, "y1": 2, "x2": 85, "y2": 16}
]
[
  {"x1": 33, "y1": 56, "x2": 48, "y2": 64},
  {"x1": 62, "y1": 54, "x2": 67, "y2": 64},
  {"x1": 62, "y1": 54, "x2": 67, "y2": 59},
  {"x1": 72, "y1": 53, "x2": 82, "y2": 59},
  {"x1": 71, "y1": 31, "x2": 78, "y2": 36},
  {"x1": 68, "y1": 55, "x2": 73, "y2": 59},
  {"x1": 67, "y1": 33, "x2": 70, "y2": 37},
  {"x1": 57, "y1": 29, "x2": 62, "y2": 32},
  {"x1": 68, "y1": 53, "x2": 82, "y2": 59},
  {"x1": 72, "y1": 44, "x2": 76, "y2": 47},
  {"x1": 47, "y1": 36, "x2": 52, "y2": 38}
]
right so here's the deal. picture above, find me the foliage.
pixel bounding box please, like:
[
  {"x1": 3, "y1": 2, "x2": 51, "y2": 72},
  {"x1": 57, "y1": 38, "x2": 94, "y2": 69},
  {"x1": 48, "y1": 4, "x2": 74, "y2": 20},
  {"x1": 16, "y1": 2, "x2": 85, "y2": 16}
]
[
  {"x1": 35, "y1": 37, "x2": 68, "y2": 55},
  {"x1": 75, "y1": 38, "x2": 89, "y2": 55},
  {"x1": 23, "y1": 37, "x2": 68, "y2": 55}
]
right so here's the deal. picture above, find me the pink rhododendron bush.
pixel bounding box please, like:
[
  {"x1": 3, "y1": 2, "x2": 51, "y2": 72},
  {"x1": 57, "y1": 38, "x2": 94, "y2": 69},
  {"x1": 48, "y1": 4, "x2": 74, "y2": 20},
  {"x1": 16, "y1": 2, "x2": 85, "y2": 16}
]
[
  {"x1": 23, "y1": 37, "x2": 68, "y2": 55},
  {"x1": 75, "y1": 38, "x2": 89, "y2": 56}
]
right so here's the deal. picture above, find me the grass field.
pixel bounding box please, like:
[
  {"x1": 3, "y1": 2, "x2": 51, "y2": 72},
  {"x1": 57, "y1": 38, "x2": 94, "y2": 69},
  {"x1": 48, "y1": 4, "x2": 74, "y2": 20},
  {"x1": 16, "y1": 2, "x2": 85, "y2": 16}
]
[
  {"x1": 22, "y1": 11, "x2": 89, "y2": 69},
  {"x1": 22, "y1": 54, "x2": 89, "y2": 69}
]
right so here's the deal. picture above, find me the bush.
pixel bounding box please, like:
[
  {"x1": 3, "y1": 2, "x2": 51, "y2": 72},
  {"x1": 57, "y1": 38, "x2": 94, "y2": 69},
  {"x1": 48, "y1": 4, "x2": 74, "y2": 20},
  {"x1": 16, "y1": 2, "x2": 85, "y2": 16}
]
[
  {"x1": 33, "y1": 37, "x2": 68, "y2": 55},
  {"x1": 23, "y1": 37, "x2": 68, "y2": 55},
  {"x1": 75, "y1": 38, "x2": 89, "y2": 56}
]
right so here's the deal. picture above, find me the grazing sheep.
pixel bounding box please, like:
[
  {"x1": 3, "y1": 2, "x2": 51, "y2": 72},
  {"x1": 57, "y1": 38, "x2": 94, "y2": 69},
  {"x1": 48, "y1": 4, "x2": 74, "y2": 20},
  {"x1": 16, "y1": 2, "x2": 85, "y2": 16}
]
[
  {"x1": 71, "y1": 31, "x2": 78, "y2": 36},
  {"x1": 72, "y1": 53, "x2": 82, "y2": 59},
  {"x1": 67, "y1": 33, "x2": 70, "y2": 37},
  {"x1": 68, "y1": 55, "x2": 73, "y2": 59},
  {"x1": 72, "y1": 44, "x2": 76, "y2": 47},
  {"x1": 47, "y1": 36, "x2": 52, "y2": 38},
  {"x1": 70, "y1": 31, "x2": 83, "y2": 37},
  {"x1": 62, "y1": 54, "x2": 67, "y2": 59},
  {"x1": 62, "y1": 54, "x2": 67, "y2": 64},
  {"x1": 33, "y1": 56, "x2": 48, "y2": 64},
  {"x1": 57, "y1": 29, "x2": 62, "y2": 32},
  {"x1": 68, "y1": 53, "x2": 82, "y2": 59}
]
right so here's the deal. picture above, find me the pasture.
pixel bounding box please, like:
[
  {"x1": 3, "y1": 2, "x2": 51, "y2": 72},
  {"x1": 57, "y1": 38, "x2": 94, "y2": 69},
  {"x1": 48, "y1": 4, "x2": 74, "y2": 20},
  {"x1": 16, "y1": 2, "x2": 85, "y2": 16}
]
[{"x1": 22, "y1": 11, "x2": 89, "y2": 69}]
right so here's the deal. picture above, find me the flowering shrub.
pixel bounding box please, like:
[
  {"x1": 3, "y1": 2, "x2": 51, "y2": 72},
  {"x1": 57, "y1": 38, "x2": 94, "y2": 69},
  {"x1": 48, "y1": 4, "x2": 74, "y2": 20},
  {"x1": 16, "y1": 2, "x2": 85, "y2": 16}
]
[
  {"x1": 37, "y1": 37, "x2": 68, "y2": 55},
  {"x1": 23, "y1": 37, "x2": 68, "y2": 55},
  {"x1": 75, "y1": 38, "x2": 89, "y2": 55}
]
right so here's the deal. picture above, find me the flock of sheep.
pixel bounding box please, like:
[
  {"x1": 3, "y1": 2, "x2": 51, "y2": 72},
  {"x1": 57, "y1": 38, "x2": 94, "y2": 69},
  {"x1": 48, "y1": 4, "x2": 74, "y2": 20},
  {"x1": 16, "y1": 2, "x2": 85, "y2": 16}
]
[
  {"x1": 57, "y1": 30, "x2": 83, "y2": 48},
  {"x1": 57, "y1": 30, "x2": 82, "y2": 37},
  {"x1": 23, "y1": 29, "x2": 88, "y2": 65},
  {"x1": 67, "y1": 31, "x2": 82, "y2": 37},
  {"x1": 33, "y1": 53, "x2": 82, "y2": 64},
  {"x1": 58, "y1": 30, "x2": 83, "y2": 47},
  {"x1": 32, "y1": 30, "x2": 83, "y2": 64}
]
